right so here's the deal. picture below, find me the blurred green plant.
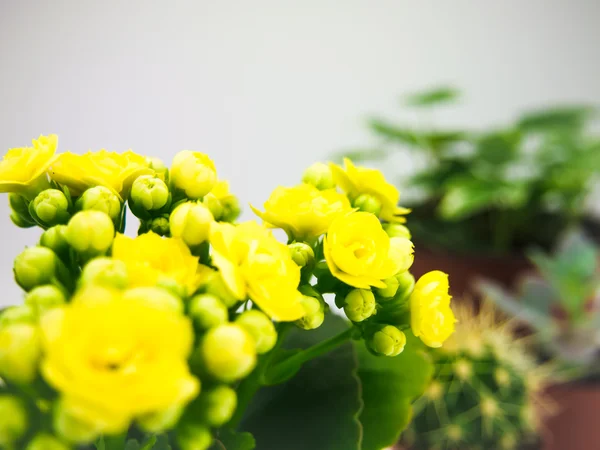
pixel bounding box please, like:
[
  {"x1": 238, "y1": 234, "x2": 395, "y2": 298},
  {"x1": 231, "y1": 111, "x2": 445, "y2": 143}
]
[
  {"x1": 340, "y1": 87, "x2": 600, "y2": 254},
  {"x1": 402, "y1": 304, "x2": 551, "y2": 450},
  {"x1": 478, "y1": 229, "x2": 600, "y2": 381}
]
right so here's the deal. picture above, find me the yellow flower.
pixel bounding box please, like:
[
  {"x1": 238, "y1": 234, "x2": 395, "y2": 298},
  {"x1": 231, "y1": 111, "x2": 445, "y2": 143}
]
[
  {"x1": 410, "y1": 270, "x2": 456, "y2": 348},
  {"x1": 170, "y1": 150, "x2": 217, "y2": 199},
  {"x1": 330, "y1": 158, "x2": 410, "y2": 223},
  {"x1": 324, "y1": 211, "x2": 413, "y2": 289},
  {"x1": 112, "y1": 232, "x2": 205, "y2": 295},
  {"x1": 251, "y1": 184, "x2": 351, "y2": 238},
  {"x1": 49, "y1": 150, "x2": 152, "y2": 198},
  {"x1": 0, "y1": 134, "x2": 57, "y2": 197},
  {"x1": 210, "y1": 221, "x2": 305, "y2": 321},
  {"x1": 40, "y1": 286, "x2": 199, "y2": 434}
]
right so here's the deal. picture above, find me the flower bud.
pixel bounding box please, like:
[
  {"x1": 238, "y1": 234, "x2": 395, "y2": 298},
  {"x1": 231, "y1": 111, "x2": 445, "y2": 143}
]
[
  {"x1": 204, "y1": 273, "x2": 239, "y2": 308},
  {"x1": 147, "y1": 215, "x2": 170, "y2": 236},
  {"x1": 344, "y1": 289, "x2": 376, "y2": 322},
  {"x1": 40, "y1": 225, "x2": 70, "y2": 259},
  {"x1": 25, "y1": 434, "x2": 71, "y2": 450},
  {"x1": 9, "y1": 193, "x2": 35, "y2": 228},
  {"x1": 202, "y1": 194, "x2": 224, "y2": 221},
  {"x1": 394, "y1": 271, "x2": 415, "y2": 305},
  {"x1": 171, "y1": 150, "x2": 217, "y2": 199},
  {"x1": 75, "y1": 186, "x2": 121, "y2": 224},
  {"x1": 79, "y1": 257, "x2": 128, "y2": 290},
  {"x1": 0, "y1": 305, "x2": 35, "y2": 327},
  {"x1": 189, "y1": 294, "x2": 228, "y2": 330},
  {"x1": 295, "y1": 295, "x2": 325, "y2": 330},
  {"x1": 129, "y1": 175, "x2": 171, "y2": 219},
  {"x1": 53, "y1": 401, "x2": 99, "y2": 444},
  {"x1": 137, "y1": 404, "x2": 184, "y2": 433},
  {"x1": 123, "y1": 287, "x2": 184, "y2": 313},
  {"x1": 375, "y1": 276, "x2": 400, "y2": 299},
  {"x1": 288, "y1": 242, "x2": 315, "y2": 268},
  {"x1": 368, "y1": 325, "x2": 406, "y2": 357},
  {"x1": 25, "y1": 285, "x2": 66, "y2": 316},
  {"x1": 302, "y1": 162, "x2": 335, "y2": 190},
  {"x1": 220, "y1": 196, "x2": 241, "y2": 223},
  {"x1": 147, "y1": 156, "x2": 169, "y2": 182},
  {"x1": 383, "y1": 223, "x2": 411, "y2": 239},
  {"x1": 65, "y1": 211, "x2": 115, "y2": 257},
  {"x1": 176, "y1": 424, "x2": 212, "y2": 450},
  {"x1": 236, "y1": 310, "x2": 277, "y2": 354},
  {"x1": 0, "y1": 395, "x2": 28, "y2": 448},
  {"x1": 14, "y1": 246, "x2": 59, "y2": 291},
  {"x1": 156, "y1": 277, "x2": 187, "y2": 299},
  {"x1": 202, "y1": 324, "x2": 257, "y2": 382},
  {"x1": 170, "y1": 202, "x2": 213, "y2": 248},
  {"x1": 352, "y1": 194, "x2": 382, "y2": 216},
  {"x1": 197, "y1": 386, "x2": 237, "y2": 427},
  {"x1": 0, "y1": 323, "x2": 41, "y2": 383},
  {"x1": 11, "y1": 210, "x2": 36, "y2": 228},
  {"x1": 30, "y1": 189, "x2": 70, "y2": 227}
]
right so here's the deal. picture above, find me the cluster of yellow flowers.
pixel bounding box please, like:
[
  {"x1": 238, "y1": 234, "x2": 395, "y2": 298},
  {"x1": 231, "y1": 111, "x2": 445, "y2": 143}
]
[{"x1": 0, "y1": 135, "x2": 455, "y2": 450}]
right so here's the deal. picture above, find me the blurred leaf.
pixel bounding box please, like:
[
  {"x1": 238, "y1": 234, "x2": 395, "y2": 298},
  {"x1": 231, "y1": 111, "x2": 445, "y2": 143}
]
[
  {"x1": 517, "y1": 105, "x2": 596, "y2": 132},
  {"x1": 357, "y1": 332, "x2": 433, "y2": 450},
  {"x1": 475, "y1": 130, "x2": 521, "y2": 165},
  {"x1": 369, "y1": 120, "x2": 467, "y2": 151},
  {"x1": 330, "y1": 148, "x2": 389, "y2": 163},
  {"x1": 240, "y1": 315, "x2": 362, "y2": 450},
  {"x1": 404, "y1": 86, "x2": 460, "y2": 107},
  {"x1": 213, "y1": 430, "x2": 255, "y2": 450}
]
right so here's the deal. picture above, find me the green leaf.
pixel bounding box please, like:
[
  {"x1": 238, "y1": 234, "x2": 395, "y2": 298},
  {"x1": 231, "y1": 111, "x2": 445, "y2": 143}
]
[
  {"x1": 517, "y1": 105, "x2": 595, "y2": 132},
  {"x1": 475, "y1": 130, "x2": 521, "y2": 165},
  {"x1": 139, "y1": 435, "x2": 158, "y2": 450},
  {"x1": 404, "y1": 86, "x2": 460, "y2": 107},
  {"x1": 330, "y1": 148, "x2": 389, "y2": 163},
  {"x1": 240, "y1": 315, "x2": 362, "y2": 450},
  {"x1": 369, "y1": 120, "x2": 467, "y2": 151},
  {"x1": 95, "y1": 437, "x2": 106, "y2": 450},
  {"x1": 213, "y1": 430, "x2": 256, "y2": 450},
  {"x1": 438, "y1": 182, "x2": 498, "y2": 220},
  {"x1": 356, "y1": 332, "x2": 433, "y2": 450}
]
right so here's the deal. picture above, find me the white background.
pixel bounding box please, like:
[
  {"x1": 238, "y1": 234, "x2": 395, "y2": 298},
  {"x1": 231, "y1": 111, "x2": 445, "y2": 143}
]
[{"x1": 1, "y1": 0, "x2": 599, "y2": 305}]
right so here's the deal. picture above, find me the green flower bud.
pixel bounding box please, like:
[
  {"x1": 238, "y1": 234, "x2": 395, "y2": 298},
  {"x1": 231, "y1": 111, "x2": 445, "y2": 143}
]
[
  {"x1": 31, "y1": 189, "x2": 70, "y2": 227},
  {"x1": 137, "y1": 404, "x2": 184, "y2": 433},
  {"x1": 14, "y1": 246, "x2": 59, "y2": 291},
  {"x1": 197, "y1": 386, "x2": 237, "y2": 427},
  {"x1": 176, "y1": 424, "x2": 212, "y2": 450},
  {"x1": 40, "y1": 225, "x2": 70, "y2": 259},
  {"x1": 202, "y1": 194, "x2": 224, "y2": 221},
  {"x1": 0, "y1": 305, "x2": 35, "y2": 326},
  {"x1": 189, "y1": 294, "x2": 228, "y2": 330},
  {"x1": 9, "y1": 193, "x2": 35, "y2": 228},
  {"x1": 220, "y1": 196, "x2": 241, "y2": 223},
  {"x1": 123, "y1": 287, "x2": 183, "y2": 313},
  {"x1": 170, "y1": 202, "x2": 213, "y2": 248},
  {"x1": 25, "y1": 285, "x2": 66, "y2": 316},
  {"x1": 202, "y1": 324, "x2": 257, "y2": 382},
  {"x1": 0, "y1": 395, "x2": 28, "y2": 448},
  {"x1": 25, "y1": 434, "x2": 71, "y2": 450},
  {"x1": 204, "y1": 273, "x2": 239, "y2": 308},
  {"x1": 147, "y1": 215, "x2": 170, "y2": 236},
  {"x1": 147, "y1": 156, "x2": 169, "y2": 182},
  {"x1": 75, "y1": 186, "x2": 122, "y2": 224},
  {"x1": 383, "y1": 223, "x2": 411, "y2": 239},
  {"x1": 0, "y1": 323, "x2": 41, "y2": 383},
  {"x1": 156, "y1": 277, "x2": 187, "y2": 299},
  {"x1": 368, "y1": 325, "x2": 406, "y2": 356},
  {"x1": 170, "y1": 150, "x2": 217, "y2": 200},
  {"x1": 236, "y1": 310, "x2": 277, "y2": 354},
  {"x1": 302, "y1": 162, "x2": 335, "y2": 190},
  {"x1": 53, "y1": 401, "x2": 99, "y2": 444},
  {"x1": 295, "y1": 295, "x2": 325, "y2": 330},
  {"x1": 79, "y1": 257, "x2": 128, "y2": 290},
  {"x1": 375, "y1": 276, "x2": 400, "y2": 299},
  {"x1": 10, "y1": 210, "x2": 36, "y2": 228},
  {"x1": 65, "y1": 211, "x2": 115, "y2": 257},
  {"x1": 129, "y1": 175, "x2": 171, "y2": 219},
  {"x1": 393, "y1": 271, "x2": 415, "y2": 305},
  {"x1": 288, "y1": 242, "x2": 315, "y2": 268},
  {"x1": 344, "y1": 289, "x2": 376, "y2": 322},
  {"x1": 353, "y1": 194, "x2": 382, "y2": 216}
]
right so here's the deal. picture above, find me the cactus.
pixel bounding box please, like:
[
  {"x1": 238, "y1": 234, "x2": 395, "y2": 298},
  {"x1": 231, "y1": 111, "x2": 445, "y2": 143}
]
[{"x1": 402, "y1": 304, "x2": 552, "y2": 450}]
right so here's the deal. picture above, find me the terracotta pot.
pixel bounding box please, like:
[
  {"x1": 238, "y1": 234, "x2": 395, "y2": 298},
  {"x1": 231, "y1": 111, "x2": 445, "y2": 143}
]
[
  {"x1": 411, "y1": 245, "x2": 532, "y2": 298},
  {"x1": 542, "y1": 383, "x2": 600, "y2": 450}
]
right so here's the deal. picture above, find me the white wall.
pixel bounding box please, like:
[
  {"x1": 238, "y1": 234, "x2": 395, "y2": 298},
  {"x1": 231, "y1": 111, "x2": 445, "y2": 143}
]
[{"x1": 1, "y1": 0, "x2": 599, "y2": 306}]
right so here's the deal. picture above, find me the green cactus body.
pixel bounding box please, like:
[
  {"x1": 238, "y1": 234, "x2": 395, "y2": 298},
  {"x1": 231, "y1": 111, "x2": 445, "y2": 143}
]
[{"x1": 403, "y1": 305, "x2": 550, "y2": 450}]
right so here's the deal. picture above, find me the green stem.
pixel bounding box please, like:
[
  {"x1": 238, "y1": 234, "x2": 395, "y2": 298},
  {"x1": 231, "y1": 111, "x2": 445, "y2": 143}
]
[{"x1": 264, "y1": 327, "x2": 355, "y2": 384}]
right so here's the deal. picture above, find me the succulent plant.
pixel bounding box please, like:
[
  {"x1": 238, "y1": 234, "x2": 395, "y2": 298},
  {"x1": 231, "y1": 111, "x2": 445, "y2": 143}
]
[
  {"x1": 479, "y1": 229, "x2": 600, "y2": 380},
  {"x1": 402, "y1": 304, "x2": 551, "y2": 450}
]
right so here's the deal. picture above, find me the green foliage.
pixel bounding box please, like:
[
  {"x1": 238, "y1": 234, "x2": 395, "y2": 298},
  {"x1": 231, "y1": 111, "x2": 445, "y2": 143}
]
[
  {"x1": 479, "y1": 229, "x2": 600, "y2": 380},
  {"x1": 346, "y1": 86, "x2": 600, "y2": 254},
  {"x1": 403, "y1": 307, "x2": 545, "y2": 450}
]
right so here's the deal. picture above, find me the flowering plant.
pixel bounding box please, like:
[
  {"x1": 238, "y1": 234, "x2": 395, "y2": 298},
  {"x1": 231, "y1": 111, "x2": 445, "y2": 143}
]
[{"x1": 0, "y1": 135, "x2": 455, "y2": 450}]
